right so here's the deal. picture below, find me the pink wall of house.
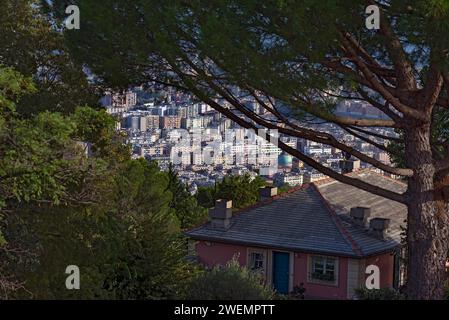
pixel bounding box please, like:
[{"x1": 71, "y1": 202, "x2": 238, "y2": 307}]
[
  {"x1": 193, "y1": 240, "x2": 395, "y2": 299},
  {"x1": 195, "y1": 240, "x2": 247, "y2": 267},
  {"x1": 293, "y1": 253, "x2": 349, "y2": 299}
]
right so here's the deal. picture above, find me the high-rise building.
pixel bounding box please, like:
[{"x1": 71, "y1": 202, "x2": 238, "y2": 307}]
[
  {"x1": 178, "y1": 106, "x2": 188, "y2": 118},
  {"x1": 139, "y1": 117, "x2": 147, "y2": 132},
  {"x1": 303, "y1": 140, "x2": 332, "y2": 155},
  {"x1": 145, "y1": 115, "x2": 160, "y2": 129},
  {"x1": 102, "y1": 90, "x2": 137, "y2": 110},
  {"x1": 159, "y1": 116, "x2": 181, "y2": 129},
  {"x1": 181, "y1": 117, "x2": 203, "y2": 130},
  {"x1": 375, "y1": 151, "x2": 392, "y2": 165},
  {"x1": 124, "y1": 91, "x2": 137, "y2": 108},
  {"x1": 126, "y1": 116, "x2": 140, "y2": 131}
]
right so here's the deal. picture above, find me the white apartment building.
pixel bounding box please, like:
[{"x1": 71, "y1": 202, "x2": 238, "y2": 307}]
[{"x1": 274, "y1": 173, "x2": 304, "y2": 186}]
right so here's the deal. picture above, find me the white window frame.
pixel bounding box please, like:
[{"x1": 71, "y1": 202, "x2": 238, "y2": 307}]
[
  {"x1": 308, "y1": 255, "x2": 339, "y2": 286},
  {"x1": 247, "y1": 248, "x2": 267, "y2": 276}
]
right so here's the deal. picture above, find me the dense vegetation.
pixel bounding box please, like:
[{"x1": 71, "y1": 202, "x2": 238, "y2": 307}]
[
  {"x1": 0, "y1": 1, "x2": 208, "y2": 298},
  {"x1": 196, "y1": 174, "x2": 266, "y2": 209},
  {"x1": 166, "y1": 164, "x2": 208, "y2": 229},
  {"x1": 0, "y1": 65, "x2": 202, "y2": 299}
]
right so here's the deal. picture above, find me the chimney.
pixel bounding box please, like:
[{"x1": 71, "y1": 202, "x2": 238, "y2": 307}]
[
  {"x1": 350, "y1": 207, "x2": 371, "y2": 227},
  {"x1": 259, "y1": 186, "x2": 278, "y2": 201},
  {"x1": 339, "y1": 159, "x2": 361, "y2": 174},
  {"x1": 369, "y1": 218, "x2": 390, "y2": 239},
  {"x1": 209, "y1": 199, "x2": 233, "y2": 230}
]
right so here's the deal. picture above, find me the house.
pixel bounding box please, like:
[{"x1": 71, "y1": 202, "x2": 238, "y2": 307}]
[{"x1": 185, "y1": 170, "x2": 407, "y2": 299}]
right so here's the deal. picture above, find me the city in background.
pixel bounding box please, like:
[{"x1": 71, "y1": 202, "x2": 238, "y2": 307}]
[{"x1": 103, "y1": 85, "x2": 398, "y2": 193}]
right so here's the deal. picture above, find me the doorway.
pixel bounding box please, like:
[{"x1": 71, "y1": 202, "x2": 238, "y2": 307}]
[{"x1": 272, "y1": 251, "x2": 290, "y2": 294}]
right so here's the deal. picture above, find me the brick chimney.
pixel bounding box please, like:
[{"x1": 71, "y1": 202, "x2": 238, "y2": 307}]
[
  {"x1": 369, "y1": 218, "x2": 390, "y2": 239},
  {"x1": 350, "y1": 207, "x2": 371, "y2": 227},
  {"x1": 339, "y1": 159, "x2": 361, "y2": 174},
  {"x1": 209, "y1": 199, "x2": 233, "y2": 230},
  {"x1": 259, "y1": 186, "x2": 278, "y2": 201}
]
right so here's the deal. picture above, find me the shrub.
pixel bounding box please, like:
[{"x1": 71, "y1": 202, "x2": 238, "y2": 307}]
[
  {"x1": 189, "y1": 258, "x2": 275, "y2": 300},
  {"x1": 355, "y1": 287, "x2": 404, "y2": 300}
]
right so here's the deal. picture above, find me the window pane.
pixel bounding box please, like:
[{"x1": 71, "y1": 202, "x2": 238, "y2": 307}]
[
  {"x1": 311, "y1": 256, "x2": 336, "y2": 282},
  {"x1": 250, "y1": 252, "x2": 264, "y2": 271},
  {"x1": 314, "y1": 265, "x2": 324, "y2": 273}
]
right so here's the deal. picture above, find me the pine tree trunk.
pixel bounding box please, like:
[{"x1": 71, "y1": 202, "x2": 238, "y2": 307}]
[{"x1": 404, "y1": 123, "x2": 449, "y2": 299}]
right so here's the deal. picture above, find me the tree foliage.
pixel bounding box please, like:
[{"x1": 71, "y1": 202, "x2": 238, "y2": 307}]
[
  {"x1": 0, "y1": 0, "x2": 99, "y2": 116},
  {"x1": 0, "y1": 66, "x2": 114, "y2": 297},
  {"x1": 0, "y1": 66, "x2": 198, "y2": 299},
  {"x1": 196, "y1": 174, "x2": 266, "y2": 209},
  {"x1": 166, "y1": 164, "x2": 208, "y2": 229}
]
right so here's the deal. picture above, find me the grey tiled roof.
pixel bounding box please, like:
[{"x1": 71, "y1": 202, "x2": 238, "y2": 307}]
[
  {"x1": 317, "y1": 171, "x2": 407, "y2": 256},
  {"x1": 186, "y1": 170, "x2": 407, "y2": 258}
]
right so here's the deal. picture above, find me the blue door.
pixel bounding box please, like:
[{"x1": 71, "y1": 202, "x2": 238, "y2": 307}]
[{"x1": 272, "y1": 252, "x2": 290, "y2": 294}]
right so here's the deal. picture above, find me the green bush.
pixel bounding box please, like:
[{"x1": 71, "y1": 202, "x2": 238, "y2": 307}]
[
  {"x1": 355, "y1": 287, "x2": 404, "y2": 300},
  {"x1": 189, "y1": 258, "x2": 275, "y2": 300}
]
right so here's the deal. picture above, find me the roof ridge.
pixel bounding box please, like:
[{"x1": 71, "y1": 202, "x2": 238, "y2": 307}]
[
  {"x1": 310, "y1": 184, "x2": 364, "y2": 257},
  {"x1": 184, "y1": 183, "x2": 312, "y2": 232},
  {"x1": 367, "y1": 169, "x2": 407, "y2": 186},
  {"x1": 231, "y1": 183, "x2": 312, "y2": 217},
  {"x1": 312, "y1": 168, "x2": 370, "y2": 187},
  {"x1": 313, "y1": 168, "x2": 407, "y2": 188}
]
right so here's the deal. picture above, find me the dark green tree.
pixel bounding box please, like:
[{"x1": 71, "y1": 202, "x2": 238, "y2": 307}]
[
  {"x1": 0, "y1": 0, "x2": 99, "y2": 116},
  {"x1": 1, "y1": 66, "x2": 196, "y2": 299},
  {"x1": 196, "y1": 186, "x2": 216, "y2": 209},
  {"x1": 166, "y1": 164, "x2": 208, "y2": 229},
  {"x1": 0, "y1": 67, "x2": 112, "y2": 298},
  {"x1": 196, "y1": 174, "x2": 266, "y2": 209},
  {"x1": 101, "y1": 159, "x2": 197, "y2": 299},
  {"x1": 216, "y1": 174, "x2": 266, "y2": 209}
]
